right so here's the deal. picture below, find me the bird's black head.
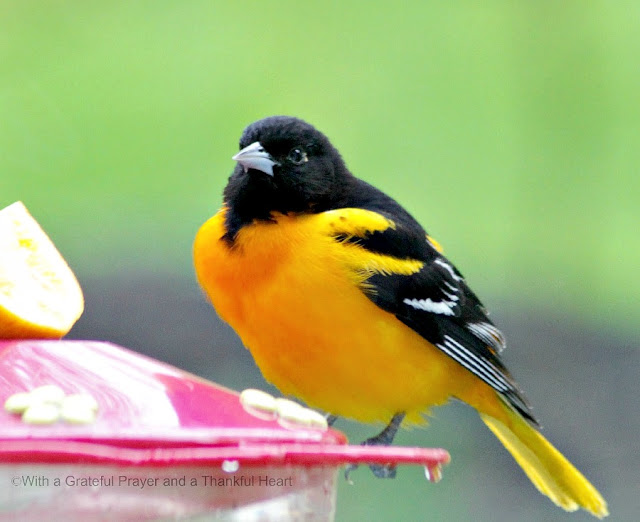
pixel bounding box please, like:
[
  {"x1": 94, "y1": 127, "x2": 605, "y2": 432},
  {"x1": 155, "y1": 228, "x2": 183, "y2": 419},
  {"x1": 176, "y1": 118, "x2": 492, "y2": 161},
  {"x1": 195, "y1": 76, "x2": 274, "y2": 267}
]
[{"x1": 222, "y1": 116, "x2": 352, "y2": 241}]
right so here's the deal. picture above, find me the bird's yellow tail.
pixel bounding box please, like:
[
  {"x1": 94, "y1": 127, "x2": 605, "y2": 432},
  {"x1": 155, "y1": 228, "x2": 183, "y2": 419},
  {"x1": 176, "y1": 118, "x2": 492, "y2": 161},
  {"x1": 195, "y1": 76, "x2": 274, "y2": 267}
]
[{"x1": 480, "y1": 405, "x2": 608, "y2": 518}]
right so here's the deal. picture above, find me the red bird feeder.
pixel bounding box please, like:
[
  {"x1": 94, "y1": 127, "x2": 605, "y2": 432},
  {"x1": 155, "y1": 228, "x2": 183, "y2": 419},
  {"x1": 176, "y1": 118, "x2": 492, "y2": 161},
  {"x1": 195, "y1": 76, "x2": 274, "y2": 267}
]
[{"x1": 0, "y1": 340, "x2": 449, "y2": 520}]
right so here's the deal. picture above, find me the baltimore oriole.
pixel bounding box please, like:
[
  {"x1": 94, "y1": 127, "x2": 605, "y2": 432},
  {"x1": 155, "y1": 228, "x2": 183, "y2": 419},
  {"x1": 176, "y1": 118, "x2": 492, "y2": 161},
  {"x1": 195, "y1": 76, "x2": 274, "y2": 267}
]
[{"x1": 194, "y1": 116, "x2": 607, "y2": 517}]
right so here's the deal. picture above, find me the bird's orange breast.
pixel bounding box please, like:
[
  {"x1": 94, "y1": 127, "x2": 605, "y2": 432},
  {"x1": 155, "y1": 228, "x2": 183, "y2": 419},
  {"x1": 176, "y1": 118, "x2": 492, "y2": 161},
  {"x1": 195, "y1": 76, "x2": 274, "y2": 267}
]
[{"x1": 193, "y1": 207, "x2": 485, "y2": 423}]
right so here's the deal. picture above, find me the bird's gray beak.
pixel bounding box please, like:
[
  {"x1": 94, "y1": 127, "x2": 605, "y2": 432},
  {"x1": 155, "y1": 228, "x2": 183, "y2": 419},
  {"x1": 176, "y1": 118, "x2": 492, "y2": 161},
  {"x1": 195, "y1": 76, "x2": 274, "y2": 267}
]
[{"x1": 232, "y1": 141, "x2": 279, "y2": 176}]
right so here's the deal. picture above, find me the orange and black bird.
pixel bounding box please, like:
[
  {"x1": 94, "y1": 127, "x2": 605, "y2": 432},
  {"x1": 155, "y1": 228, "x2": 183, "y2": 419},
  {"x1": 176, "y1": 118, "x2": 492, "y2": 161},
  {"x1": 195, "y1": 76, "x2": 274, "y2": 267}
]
[{"x1": 194, "y1": 116, "x2": 608, "y2": 517}]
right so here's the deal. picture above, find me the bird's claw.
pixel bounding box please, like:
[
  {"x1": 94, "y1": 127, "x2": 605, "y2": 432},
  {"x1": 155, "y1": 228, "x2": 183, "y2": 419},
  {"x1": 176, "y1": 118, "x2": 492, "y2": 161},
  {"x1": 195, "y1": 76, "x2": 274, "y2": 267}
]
[
  {"x1": 344, "y1": 461, "x2": 397, "y2": 482},
  {"x1": 344, "y1": 463, "x2": 358, "y2": 484},
  {"x1": 370, "y1": 462, "x2": 397, "y2": 478}
]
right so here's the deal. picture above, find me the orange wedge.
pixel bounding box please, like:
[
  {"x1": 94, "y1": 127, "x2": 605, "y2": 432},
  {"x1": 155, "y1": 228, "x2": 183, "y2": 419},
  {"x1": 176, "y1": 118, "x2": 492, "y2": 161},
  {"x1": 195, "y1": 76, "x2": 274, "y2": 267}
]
[{"x1": 0, "y1": 201, "x2": 84, "y2": 339}]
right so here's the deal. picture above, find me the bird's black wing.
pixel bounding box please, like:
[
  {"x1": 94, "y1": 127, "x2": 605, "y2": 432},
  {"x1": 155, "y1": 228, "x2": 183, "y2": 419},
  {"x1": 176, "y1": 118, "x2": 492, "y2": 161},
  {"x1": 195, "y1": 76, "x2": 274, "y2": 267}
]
[{"x1": 338, "y1": 182, "x2": 537, "y2": 425}]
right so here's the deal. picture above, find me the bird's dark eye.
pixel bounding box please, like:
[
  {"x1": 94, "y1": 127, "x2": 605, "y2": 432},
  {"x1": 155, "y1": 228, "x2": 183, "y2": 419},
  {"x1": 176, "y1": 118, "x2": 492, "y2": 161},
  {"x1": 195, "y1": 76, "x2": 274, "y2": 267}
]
[{"x1": 287, "y1": 147, "x2": 307, "y2": 165}]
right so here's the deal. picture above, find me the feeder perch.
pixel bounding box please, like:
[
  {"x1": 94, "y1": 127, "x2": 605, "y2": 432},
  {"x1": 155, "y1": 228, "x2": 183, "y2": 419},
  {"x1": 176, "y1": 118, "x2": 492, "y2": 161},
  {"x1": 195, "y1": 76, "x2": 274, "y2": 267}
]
[{"x1": 0, "y1": 340, "x2": 449, "y2": 520}]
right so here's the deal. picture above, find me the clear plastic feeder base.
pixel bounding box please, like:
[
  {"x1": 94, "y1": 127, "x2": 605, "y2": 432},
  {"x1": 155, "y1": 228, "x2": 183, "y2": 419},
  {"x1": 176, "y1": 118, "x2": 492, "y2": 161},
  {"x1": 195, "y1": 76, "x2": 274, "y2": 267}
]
[{"x1": 1, "y1": 464, "x2": 336, "y2": 521}]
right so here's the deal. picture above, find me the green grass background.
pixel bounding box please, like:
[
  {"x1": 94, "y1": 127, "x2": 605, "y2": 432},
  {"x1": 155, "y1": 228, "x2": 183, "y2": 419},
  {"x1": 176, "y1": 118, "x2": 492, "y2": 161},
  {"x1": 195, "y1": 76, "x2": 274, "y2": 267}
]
[{"x1": 2, "y1": 2, "x2": 638, "y2": 520}]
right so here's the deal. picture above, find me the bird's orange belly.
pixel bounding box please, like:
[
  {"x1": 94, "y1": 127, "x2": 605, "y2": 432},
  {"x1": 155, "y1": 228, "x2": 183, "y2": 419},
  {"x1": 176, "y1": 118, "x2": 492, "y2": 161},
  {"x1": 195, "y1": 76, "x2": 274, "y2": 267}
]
[{"x1": 194, "y1": 210, "x2": 476, "y2": 423}]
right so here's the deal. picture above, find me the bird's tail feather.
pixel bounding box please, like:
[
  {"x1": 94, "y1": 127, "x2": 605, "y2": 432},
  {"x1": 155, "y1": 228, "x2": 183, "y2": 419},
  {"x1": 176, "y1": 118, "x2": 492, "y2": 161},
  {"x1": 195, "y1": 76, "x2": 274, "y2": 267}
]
[{"x1": 480, "y1": 404, "x2": 608, "y2": 518}]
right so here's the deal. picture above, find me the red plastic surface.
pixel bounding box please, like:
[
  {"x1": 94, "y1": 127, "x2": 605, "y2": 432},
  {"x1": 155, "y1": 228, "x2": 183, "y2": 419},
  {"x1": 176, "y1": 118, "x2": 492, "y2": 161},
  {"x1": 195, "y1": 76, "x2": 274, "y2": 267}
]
[{"x1": 0, "y1": 340, "x2": 450, "y2": 470}]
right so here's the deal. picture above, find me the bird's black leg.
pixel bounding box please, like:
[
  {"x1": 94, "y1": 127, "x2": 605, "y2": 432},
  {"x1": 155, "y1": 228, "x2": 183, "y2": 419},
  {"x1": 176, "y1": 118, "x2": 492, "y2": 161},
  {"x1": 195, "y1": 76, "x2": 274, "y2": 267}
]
[
  {"x1": 364, "y1": 412, "x2": 405, "y2": 446},
  {"x1": 325, "y1": 414, "x2": 339, "y2": 427},
  {"x1": 345, "y1": 412, "x2": 405, "y2": 481}
]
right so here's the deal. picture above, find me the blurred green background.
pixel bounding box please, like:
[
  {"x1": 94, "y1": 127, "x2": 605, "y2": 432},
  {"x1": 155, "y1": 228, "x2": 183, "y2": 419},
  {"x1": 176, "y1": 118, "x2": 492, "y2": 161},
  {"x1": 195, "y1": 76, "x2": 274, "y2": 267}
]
[{"x1": 2, "y1": 1, "x2": 638, "y2": 520}]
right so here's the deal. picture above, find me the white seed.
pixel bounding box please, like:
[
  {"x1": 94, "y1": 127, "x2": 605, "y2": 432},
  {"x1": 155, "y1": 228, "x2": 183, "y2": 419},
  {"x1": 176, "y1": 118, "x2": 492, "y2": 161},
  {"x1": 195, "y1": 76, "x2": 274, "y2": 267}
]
[
  {"x1": 274, "y1": 398, "x2": 305, "y2": 421},
  {"x1": 4, "y1": 392, "x2": 34, "y2": 413},
  {"x1": 240, "y1": 389, "x2": 277, "y2": 413},
  {"x1": 30, "y1": 385, "x2": 66, "y2": 405},
  {"x1": 60, "y1": 402, "x2": 97, "y2": 424},
  {"x1": 278, "y1": 406, "x2": 329, "y2": 429},
  {"x1": 240, "y1": 389, "x2": 279, "y2": 420},
  {"x1": 296, "y1": 408, "x2": 329, "y2": 429},
  {"x1": 22, "y1": 403, "x2": 60, "y2": 424}
]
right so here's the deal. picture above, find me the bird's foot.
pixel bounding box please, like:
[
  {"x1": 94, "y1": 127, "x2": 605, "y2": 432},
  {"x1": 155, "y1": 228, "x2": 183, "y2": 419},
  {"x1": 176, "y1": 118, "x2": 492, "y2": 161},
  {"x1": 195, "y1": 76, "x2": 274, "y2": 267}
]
[
  {"x1": 343, "y1": 412, "x2": 405, "y2": 482},
  {"x1": 325, "y1": 414, "x2": 338, "y2": 427}
]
